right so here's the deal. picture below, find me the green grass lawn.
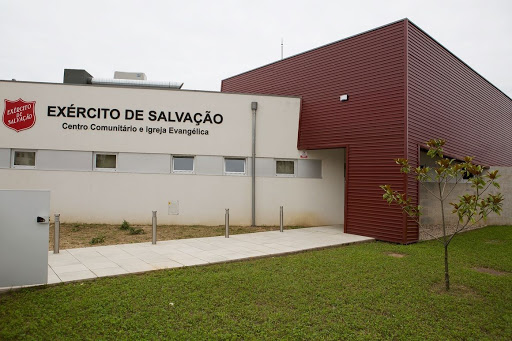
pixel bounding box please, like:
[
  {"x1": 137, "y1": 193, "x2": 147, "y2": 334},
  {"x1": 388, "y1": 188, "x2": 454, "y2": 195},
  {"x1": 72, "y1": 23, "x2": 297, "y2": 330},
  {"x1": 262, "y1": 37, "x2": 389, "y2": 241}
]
[{"x1": 1, "y1": 226, "x2": 511, "y2": 340}]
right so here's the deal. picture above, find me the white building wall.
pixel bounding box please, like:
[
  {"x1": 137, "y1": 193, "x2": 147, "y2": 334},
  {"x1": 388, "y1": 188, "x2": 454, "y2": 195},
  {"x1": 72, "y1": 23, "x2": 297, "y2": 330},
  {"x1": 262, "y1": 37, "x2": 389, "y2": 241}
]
[
  {"x1": 0, "y1": 81, "x2": 301, "y2": 157},
  {"x1": 256, "y1": 149, "x2": 345, "y2": 226},
  {"x1": 0, "y1": 81, "x2": 344, "y2": 226}
]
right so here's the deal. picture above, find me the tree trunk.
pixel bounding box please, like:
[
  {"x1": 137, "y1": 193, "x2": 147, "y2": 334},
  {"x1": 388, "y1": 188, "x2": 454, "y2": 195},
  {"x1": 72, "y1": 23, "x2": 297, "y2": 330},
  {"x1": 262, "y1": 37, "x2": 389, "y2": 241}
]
[
  {"x1": 439, "y1": 181, "x2": 450, "y2": 291},
  {"x1": 444, "y1": 244, "x2": 450, "y2": 290}
]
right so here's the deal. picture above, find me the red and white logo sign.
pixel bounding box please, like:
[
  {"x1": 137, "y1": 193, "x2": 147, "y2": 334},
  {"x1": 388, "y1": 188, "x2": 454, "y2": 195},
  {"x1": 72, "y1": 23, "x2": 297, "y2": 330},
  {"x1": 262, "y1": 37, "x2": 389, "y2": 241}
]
[{"x1": 3, "y1": 98, "x2": 36, "y2": 132}]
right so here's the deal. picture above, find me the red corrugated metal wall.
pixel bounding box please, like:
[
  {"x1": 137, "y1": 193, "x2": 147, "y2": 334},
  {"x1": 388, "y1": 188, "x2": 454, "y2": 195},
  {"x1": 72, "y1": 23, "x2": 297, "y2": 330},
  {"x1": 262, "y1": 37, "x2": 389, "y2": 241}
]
[
  {"x1": 406, "y1": 21, "x2": 512, "y2": 242},
  {"x1": 222, "y1": 21, "x2": 409, "y2": 243}
]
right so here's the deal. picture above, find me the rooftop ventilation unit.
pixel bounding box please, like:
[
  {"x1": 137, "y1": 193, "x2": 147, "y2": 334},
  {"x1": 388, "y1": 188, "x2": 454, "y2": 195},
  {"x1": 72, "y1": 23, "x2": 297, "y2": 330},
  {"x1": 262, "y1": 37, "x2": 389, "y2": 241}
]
[
  {"x1": 63, "y1": 69, "x2": 183, "y2": 89},
  {"x1": 90, "y1": 78, "x2": 184, "y2": 89},
  {"x1": 114, "y1": 71, "x2": 147, "y2": 80}
]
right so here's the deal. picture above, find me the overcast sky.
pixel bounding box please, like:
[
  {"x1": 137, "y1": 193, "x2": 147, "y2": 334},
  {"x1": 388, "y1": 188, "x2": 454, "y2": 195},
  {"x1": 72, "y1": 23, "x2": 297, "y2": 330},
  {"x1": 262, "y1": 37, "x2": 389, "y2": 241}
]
[{"x1": 1, "y1": 0, "x2": 511, "y2": 97}]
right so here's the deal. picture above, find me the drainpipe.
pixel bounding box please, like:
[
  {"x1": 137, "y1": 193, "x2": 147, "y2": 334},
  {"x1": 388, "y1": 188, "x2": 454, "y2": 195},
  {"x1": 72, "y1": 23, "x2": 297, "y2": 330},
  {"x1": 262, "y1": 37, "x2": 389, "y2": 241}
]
[{"x1": 251, "y1": 101, "x2": 258, "y2": 226}]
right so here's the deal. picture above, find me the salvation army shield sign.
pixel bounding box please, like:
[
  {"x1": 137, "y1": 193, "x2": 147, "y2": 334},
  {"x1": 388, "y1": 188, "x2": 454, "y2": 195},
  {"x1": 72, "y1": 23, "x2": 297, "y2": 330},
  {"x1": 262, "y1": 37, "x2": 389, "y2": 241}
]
[{"x1": 3, "y1": 98, "x2": 36, "y2": 132}]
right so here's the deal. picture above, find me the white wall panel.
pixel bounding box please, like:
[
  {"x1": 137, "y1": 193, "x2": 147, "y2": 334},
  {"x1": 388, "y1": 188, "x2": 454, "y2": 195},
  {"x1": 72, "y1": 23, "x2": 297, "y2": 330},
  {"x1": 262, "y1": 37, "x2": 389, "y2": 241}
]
[
  {"x1": 298, "y1": 159, "x2": 322, "y2": 178},
  {"x1": 118, "y1": 153, "x2": 170, "y2": 174},
  {"x1": 255, "y1": 158, "x2": 275, "y2": 177},
  {"x1": 37, "y1": 150, "x2": 92, "y2": 171},
  {"x1": 0, "y1": 148, "x2": 10, "y2": 168},
  {"x1": 195, "y1": 156, "x2": 223, "y2": 176}
]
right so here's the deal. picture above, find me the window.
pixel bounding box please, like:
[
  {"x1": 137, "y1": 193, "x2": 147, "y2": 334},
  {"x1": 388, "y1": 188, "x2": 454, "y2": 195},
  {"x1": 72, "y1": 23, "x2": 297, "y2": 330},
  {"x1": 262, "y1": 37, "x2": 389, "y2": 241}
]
[
  {"x1": 225, "y1": 158, "x2": 246, "y2": 174},
  {"x1": 173, "y1": 156, "x2": 194, "y2": 173},
  {"x1": 12, "y1": 150, "x2": 36, "y2": 168},
  {"x1": 94, "y1": 153, "x2": 117, "y2": 170},
  {"x1": 276, "y1": 160, "x2": 295, "y2": 176}
]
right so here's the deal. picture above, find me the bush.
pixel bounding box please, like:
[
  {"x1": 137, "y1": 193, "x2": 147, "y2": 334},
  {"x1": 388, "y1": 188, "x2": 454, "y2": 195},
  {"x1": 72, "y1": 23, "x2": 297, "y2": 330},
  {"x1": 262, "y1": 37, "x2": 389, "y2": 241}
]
[
  {"x1": 90, "y1": 236, "x2": 105, "y2": 245},
  {"x1": 120, "y1": 220, "x2": 130, "y2": 230},
  {"x1": 128, "y1": 227, "x2": 144, "y2": 235}
]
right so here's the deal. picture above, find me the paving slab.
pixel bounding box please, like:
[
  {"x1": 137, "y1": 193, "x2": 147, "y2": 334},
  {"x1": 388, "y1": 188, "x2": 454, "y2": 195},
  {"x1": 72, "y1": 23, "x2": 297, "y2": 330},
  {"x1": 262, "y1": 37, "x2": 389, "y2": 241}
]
[
  {"x1": 92, "y1": 267, "x2": 129, "y2": 277},
  {"x1": 57, "y1": 270, "x2": 97, "y2": 282},
  {"x1": 0, "y1": 225, "x2": 373, "y2": 291}
]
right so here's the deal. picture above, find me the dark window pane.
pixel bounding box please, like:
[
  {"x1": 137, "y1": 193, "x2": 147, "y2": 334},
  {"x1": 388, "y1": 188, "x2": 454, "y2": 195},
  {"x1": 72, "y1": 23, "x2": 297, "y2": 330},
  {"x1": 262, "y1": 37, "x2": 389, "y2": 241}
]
[
  {"x1": 14, "y1": 151, "x2": 35, "y2": 166},
  {"x1": 173, "y1": 157, "x2": 194, "y2": 171},
  {"x1": 276, "y1": 160, "x2": 294, "y2": 174},
  {"x1": 225, "y1": 158, "x2": 245, "y2": 173},
  {"x1": 96, "y1": 154, "x2": 116, "y2": 169}
]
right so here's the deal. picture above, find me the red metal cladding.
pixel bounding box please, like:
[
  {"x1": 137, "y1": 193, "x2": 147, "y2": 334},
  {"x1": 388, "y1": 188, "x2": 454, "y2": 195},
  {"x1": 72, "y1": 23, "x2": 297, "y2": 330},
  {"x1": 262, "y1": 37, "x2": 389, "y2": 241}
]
[
  {"x1": 222, "y1": 20, "x2": 409, "y2": 243},
  {"x1": 222, "y1": 19, "x2": 511, "y2": 243},
  {"x1": 405, "y1": 21, "x2": 512, "y2": 242},
  {"x1": 406, "y1": 21, "x2": 512, "y2": 166}
]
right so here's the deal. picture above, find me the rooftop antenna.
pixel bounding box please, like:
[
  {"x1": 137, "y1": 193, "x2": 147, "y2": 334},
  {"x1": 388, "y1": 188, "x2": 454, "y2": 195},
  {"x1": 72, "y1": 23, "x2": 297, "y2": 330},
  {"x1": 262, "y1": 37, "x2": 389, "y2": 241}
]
[{"x1": 281, "y1": 38, "x2": 284, "y2": 60}]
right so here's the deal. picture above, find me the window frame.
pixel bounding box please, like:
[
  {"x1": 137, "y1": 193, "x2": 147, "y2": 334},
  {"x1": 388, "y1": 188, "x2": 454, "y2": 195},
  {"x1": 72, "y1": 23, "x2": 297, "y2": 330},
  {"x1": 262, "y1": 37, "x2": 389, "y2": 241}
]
[
  {"x1": 224, "y1": 157, "x2": 246, "y2": 175},
  {"x1": 11, "y1": 149, "x2": 37, "y2": 169},
  {"x1": 93, "y1": 152, "x2": 118, "y2": 172},
  {"x1": 172, "y1": 155, "x2": 195, "y2": 174},
  {"x1": 275, "y1": 159, "x2": 296, "y2": 177}
]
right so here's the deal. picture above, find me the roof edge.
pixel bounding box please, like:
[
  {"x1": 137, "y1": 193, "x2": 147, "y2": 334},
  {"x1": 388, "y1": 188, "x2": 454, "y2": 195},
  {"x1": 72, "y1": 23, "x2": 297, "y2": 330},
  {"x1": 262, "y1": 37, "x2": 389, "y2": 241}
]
[
  {"x1": 405, "y1": 19, "x2": 511, "y2": 101},
  {"x1": 0, "y1": 79, "x2": 301, "y2": 99},
  {"x1": 222, "y1": 18, "x2": 408, "y2": 83},
  {"x1": 223, "y1": 18, "x2": 511, "y2": 101}
]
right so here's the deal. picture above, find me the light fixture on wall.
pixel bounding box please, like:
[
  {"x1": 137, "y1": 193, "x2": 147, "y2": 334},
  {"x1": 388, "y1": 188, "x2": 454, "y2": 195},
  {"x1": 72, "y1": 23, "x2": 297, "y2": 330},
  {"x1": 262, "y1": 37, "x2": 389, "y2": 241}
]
[{"x1": 340, "y1": 94, "x2": 349, "y2": 102}]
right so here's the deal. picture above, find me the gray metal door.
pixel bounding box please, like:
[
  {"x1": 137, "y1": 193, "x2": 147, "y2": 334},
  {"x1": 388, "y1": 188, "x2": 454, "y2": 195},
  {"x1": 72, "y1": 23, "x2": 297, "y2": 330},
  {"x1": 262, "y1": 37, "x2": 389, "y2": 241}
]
[{"x1": 0, "y1": 190, "x2": 50, "y2": 287}]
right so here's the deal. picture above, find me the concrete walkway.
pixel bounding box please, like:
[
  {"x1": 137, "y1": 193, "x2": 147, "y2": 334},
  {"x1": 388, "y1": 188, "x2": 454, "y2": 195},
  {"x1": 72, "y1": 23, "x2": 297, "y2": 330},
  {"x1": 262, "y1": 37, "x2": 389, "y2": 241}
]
[{"x1": 4, "y1": 225, "x2": 374, "y2": 290}]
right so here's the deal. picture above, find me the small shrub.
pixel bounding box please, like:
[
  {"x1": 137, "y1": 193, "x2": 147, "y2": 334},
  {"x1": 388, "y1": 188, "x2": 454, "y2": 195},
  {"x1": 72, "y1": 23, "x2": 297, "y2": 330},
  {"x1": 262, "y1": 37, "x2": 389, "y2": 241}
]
[
  {"x1": 120, "y1": 220, "x2": 130, "y2": 230},
  {"x1": 128, "y1": 227, "x2": 144, "y2": 235},
  {"x1": 381, "y1": 138, "x2": 503, "y2": 291},
  {"x1": 90, "y1": 236, "x2": 105, "y2": 245}
]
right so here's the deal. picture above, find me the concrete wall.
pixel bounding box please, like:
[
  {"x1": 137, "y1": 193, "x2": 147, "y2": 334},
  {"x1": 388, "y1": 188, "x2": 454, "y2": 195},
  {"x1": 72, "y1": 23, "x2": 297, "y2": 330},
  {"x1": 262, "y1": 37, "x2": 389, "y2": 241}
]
[
  {"x1": 0, "y1": 81, "x2": 345, "y2": 226},
  {"x1": 419, "y1": 167, "x2": 512, "y2": 239},
  {"x1": 0, "y1": 149, "x2": 344, "y2": 226},
  {"x1": 485, "y1": 167, "x2": 512, "y2": 225}
]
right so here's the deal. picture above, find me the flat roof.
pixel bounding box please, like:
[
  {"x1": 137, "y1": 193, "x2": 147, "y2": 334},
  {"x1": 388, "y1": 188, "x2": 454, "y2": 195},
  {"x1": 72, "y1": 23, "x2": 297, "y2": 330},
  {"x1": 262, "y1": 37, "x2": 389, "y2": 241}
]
[{"x1": 0, "y1": 79, "x2": 301, "y2": 100}]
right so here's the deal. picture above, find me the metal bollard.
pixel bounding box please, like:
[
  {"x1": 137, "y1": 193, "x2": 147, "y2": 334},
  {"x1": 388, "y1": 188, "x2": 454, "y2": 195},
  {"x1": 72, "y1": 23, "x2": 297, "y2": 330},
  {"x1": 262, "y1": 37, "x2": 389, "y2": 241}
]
[
  {"x1": 280, "y1": 206, "x2": 284, "y2": 232},
  {"x1": 152, "y1": 211, "x2": 157, "y2": 245},
  {"x1": 54, "y1": 214, "x2": 60, "y2": 254},
  {"x1": 225, "y1": 209, "x2": 229, "y2": 238}
]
